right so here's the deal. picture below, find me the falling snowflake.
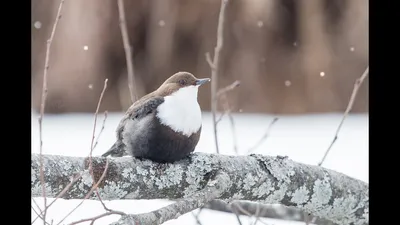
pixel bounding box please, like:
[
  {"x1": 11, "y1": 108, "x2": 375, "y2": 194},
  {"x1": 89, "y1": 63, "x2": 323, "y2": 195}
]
[
  {"x1": 34, "y1": 21, "x2": 42, "y2": 29},
  {"x1": 257, "y1": 21, "x2": 264, "y2": 27},
  {"x1": 158, "y1": 20, "x2": 165, "y2": 27},
  {"x1": 320, "y1": 72, "x2": 325, "y2": 77},
  {"x1": 88, "y1": 84, "x2": 93, "y2": 89},
  {"x1": 350, "y1": 47, "x2": 355, "y2": 52},
  {"x1": 83, "y1": 45, "x2": 89, "y2": 51},
  {"x1": 285, "y1": 80, "x2": 291, "y2": 87}
]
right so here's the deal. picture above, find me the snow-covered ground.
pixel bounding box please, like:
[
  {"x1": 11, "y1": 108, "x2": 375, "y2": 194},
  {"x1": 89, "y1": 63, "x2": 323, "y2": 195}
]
[{"x1": 31, "y1": 111, "x2": 368, "y2": 225}]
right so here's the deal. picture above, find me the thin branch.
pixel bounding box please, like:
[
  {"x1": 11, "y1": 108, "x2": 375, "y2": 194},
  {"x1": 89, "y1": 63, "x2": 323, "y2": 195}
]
[
  {"x1": 37, "y1": 1, "x2": 65, "y2": 224},
  {"x1": 89, "y1": 79, "x2": 108, "y2": 159},
  {"x1": 215, "y1": 80, "x2": 241, "y2": 153},
  {"x1": 93, "y1": 111, "x2": 108, "y2": 150},
  {"x1": 252, "y1": 202, "x2": 261, "y2": 225},
  {"x1": 247, "y1": 117, "x2": 279, "y2": 153},
  {"x1": 88, "y1": 79, "x2": 108, "y2": 191},
  {"x1": 32, "y1": 173, "x2": 83, "y2": 223},
  {"x1": 220, "y1": 94, "x2": 239, "y2": 154},
  {"x1": 231, "y1": 202, "x2": 268, "y2": 225},
  {"x1": 206, "y1": 0, "x2": 229, "y2": 154},
  {"x1": 57, "y1": 159, "x2": 110, "y2": 225},
  {"x1": 32, "y1": 206, "x2": 51, "y2": 225},
  {"x1": 68, "y1": 211, "x2": 125, "y2": 225},
  {"x1": 217, "y1": 80, "x2": 241, "y2": 97},
  {"x1": 32, "y1": 198, "x2": 44, "y2": 224},
  {"x1": 117, "y1": 0, "x2": 137, "y2": 103},
  {"x1": 318, "y1": 66, "x2": 369, "y2": 166},
  {"x1": 191, "y1": 209, "x2": 204, "y2": 225},
  {"x1": 113, "y1": 172, "x2": 230, "y2": 225},
  {"x1": 86, "y1": 80, "x2": 122, "y2": 216}
]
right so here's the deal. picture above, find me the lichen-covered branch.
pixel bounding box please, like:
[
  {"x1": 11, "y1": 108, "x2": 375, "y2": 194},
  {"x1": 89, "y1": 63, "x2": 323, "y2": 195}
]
[
  {"x1": 112, "y1": 172, "x2": 230, "y2": 225},
  {"x1": 31, "y1": 153, "x2": 368, "y2": 225},
  {"x1": 204, "y1": 200, "x2": 336, "y2": 225}
]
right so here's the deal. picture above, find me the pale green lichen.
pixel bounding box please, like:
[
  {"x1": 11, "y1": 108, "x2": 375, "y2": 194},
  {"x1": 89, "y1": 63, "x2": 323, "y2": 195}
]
[
  {"x1": 136, "y1": 167, "x2": 148, "y2": 176},
  {"x1": 100, "y1": 181, "x2": 128, "y2": 199},
  {"x1": 267, "y1": 158, "x2": 295, "y2": 183},
  {"x1": 360, "y1": 207, "x2": 369, "y2": 225},
  {"x1": 302, "y1": 173, "x2": 333, "y2": 221},
  {"x1": 311, "y1": 175, "x2": 332, "y2": 207},
  {"x1": 155, "y1": 165, "x2": 183, "y2": 189},
  {"x1": 61, "y1": 160, "x2": 72, "y2": 176},
  {"x1": 184, "y1": 154, "x2": 214, "y2": 197},
  {"x1": 231, "y1": 193, "x2": 244, "y2": 200},
  {"x1": 31, "y1": 182, "x2": 54, "y2": 198},
  {"x1": 31, "y1": 168, "x2": 37, "y2": 183},
  {"x1": 265, "y1": 184, "x2": 288, "y2": 203},
  {"x1": 242, "y1": 174, "x2": 257, "y2": 191},
  {"x1": 80, "y1": 171, "x2": 93, "y2": 189},
  {"x1": 328, "y1": 195, "x2": 359, "y2": 224},
  {"x1": 253, "y1": 180, "x2": 274, "y2": 198},
  {"x1": 290, "y1": 185, "x2": 310, "y2": 205},
  {"x1": 124, "y1": 188, "x2": 140, "y2": 199}
]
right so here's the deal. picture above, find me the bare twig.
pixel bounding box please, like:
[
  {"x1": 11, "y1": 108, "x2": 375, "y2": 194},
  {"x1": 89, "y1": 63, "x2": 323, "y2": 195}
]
[
  {"x1": 191, "y1": 209, "x2": 204, "y2": 225},
  {"x1": 234, "y1": 214, "x2": 243, "y2": 225},
  {"x1": 215, "y1": 80, "x2": 241, "y2": 153},
  {"x1": 32, "y1": 206, "x2": 51, "y2": 225},
  {"x1": 215, "y1": 111, "x2": 226, "y2": 124},
  {"x1": 247, "y1": 117, "x2": 279, "y2": 153},
  {"x1": 231, "y1": 202, "x2": 268, "y2": 225},
  {"x1": 32, "y1": 173, "x2": 83, "y2": 223},
  {"x1": 217, "y1": 80, "x2": 241, "y2": 97},
  {"x1": 117, "y1": 0, "x2": 137, "y2": 103},
  {"x1": 252, "y1": 203, "x2": 261, "y2": 225},
  {"x1": 68, "y1": 211, "x2": 126, "y2": 225},
  {"x1": 205, "y1": 0, "x2": 229, "y2": 154},
  {"x1": 88, "y1": 79, "x2": 108, "y2": 191},
  {"x1": 220, "y1": 94, "x2": 239, "y2": 154},
  {"x1": 318, "y1": 66, "x2": 369, "y2": 166},
  {"x1": 57, "y1": 159, "x2": 110, "y2": 225},
  {"x1": 93, "y1": 111, "x2": 108, "y2": 150},
  {"x1": 37, "y1": 1, "x2": 65, "y2": 224},
  {"x1": 86, "y1": 79, "x2": 120, "y2": 215},
  {"x1": 89, "y1": 79, "x2": 108, "y2": 159},
  {"x1": 32, "y1": 198, "x2": 44, "y2": 224}
]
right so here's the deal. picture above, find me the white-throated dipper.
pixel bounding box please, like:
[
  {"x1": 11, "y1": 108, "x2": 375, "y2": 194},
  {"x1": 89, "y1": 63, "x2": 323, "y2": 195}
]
[{"x1": 102, "y1": 71, "x2": 211, "y2": 163}]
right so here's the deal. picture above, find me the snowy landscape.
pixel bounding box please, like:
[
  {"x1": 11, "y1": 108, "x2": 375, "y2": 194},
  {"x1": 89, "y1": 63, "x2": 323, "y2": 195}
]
[{"x1": 31, "y1": 110, "x2": 368, "y2": 225}]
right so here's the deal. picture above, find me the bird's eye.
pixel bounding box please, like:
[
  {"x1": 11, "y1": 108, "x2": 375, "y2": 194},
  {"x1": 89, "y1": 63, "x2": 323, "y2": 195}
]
[{"x1": 179, "y1": 80, "x2": 186, "y2": 86}]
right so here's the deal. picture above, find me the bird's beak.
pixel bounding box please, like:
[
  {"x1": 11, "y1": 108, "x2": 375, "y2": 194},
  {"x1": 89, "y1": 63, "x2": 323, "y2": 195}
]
[{"x1": 195, "y1": 78, "x2": 211, "y2": 86}]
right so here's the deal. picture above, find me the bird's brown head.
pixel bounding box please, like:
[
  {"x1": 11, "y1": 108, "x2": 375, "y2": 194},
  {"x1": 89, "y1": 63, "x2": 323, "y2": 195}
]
[{"x1": 157, "y1": 72, "x2": 211, "y2": 96}]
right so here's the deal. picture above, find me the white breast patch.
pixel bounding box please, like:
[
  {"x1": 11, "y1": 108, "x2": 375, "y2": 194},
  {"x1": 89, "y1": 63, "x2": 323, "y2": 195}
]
[{"x1": 156, "y1": 86, "x2": 202, "y2": 136}]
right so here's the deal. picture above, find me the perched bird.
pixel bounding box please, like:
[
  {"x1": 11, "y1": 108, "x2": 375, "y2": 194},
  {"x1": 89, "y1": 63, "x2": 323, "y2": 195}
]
[{"x1": 102, "y1": 71, "x2": 211, "y2": 163}]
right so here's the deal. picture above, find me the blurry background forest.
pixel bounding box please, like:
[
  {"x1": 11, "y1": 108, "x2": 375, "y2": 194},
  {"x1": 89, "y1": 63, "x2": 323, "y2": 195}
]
[{"x1": 31, "y1": 0, "x2": 368, "y2": 114}]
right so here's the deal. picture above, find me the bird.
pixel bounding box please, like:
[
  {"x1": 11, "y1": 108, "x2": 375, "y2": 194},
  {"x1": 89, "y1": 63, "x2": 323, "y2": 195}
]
[{"x1": 102, "y1": 71, "x2": 211, "y2": 163}]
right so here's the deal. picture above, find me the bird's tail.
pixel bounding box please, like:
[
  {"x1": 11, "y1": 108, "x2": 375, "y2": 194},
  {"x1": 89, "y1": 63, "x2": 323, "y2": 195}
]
[{"x1": 102, "y1": 142, "x2": 126, "y2": 157}]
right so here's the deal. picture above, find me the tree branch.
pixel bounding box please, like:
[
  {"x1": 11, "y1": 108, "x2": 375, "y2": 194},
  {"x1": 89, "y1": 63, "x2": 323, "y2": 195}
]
[
  {"x1": 117, "y1": 0, "x2": 137, "y2": 103},
  {"x1": 204, "y1": 200, "x2": 336, "y2": 225},
  {"x1": 38, "y1": 1, "x2": 65, "y2": 224},
  {"x1": 112, "y1": 172, "x2": 230, "y2": 225},
  {"x1": 318, "y1": 66, "x2": 369, "y2": 166},
  {"x1": 206, "y1": 0, "x2": 229, "y2": 154},
  {"x1": 31, "y1": 153, "x2": 368, "y2": 225}
]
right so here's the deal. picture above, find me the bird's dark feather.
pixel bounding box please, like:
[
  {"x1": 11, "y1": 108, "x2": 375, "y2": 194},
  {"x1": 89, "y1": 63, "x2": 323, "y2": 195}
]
[{"x1": 102, "y1": 96, "x2": 165, "y2": 157}]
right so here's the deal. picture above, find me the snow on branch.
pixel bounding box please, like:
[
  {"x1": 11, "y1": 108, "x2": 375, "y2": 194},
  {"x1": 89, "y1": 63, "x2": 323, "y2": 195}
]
[{"x1": 31, "y1": 153, "x2": 368, "y2": 225}]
